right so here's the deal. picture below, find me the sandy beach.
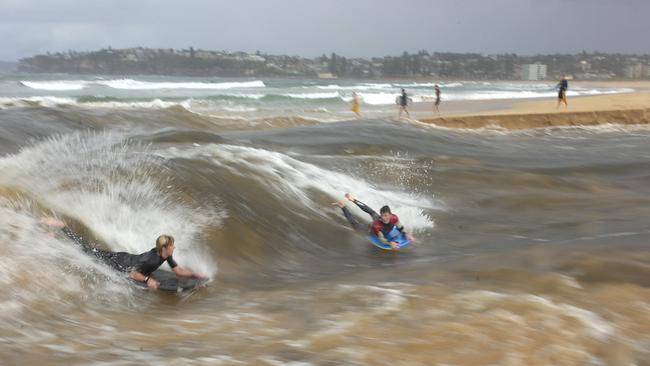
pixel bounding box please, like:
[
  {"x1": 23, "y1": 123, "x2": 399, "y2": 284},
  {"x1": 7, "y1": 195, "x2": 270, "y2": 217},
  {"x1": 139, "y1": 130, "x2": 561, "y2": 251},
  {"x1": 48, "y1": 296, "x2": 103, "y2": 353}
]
[{"x1": 417, "y1": 81, "x2": 650, "y2": 129}]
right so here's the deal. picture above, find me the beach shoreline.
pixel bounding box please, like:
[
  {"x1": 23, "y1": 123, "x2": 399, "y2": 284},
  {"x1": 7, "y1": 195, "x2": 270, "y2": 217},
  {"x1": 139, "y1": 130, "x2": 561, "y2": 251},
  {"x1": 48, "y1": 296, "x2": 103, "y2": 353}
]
[{"x1": 415, "y1": 82, "x2": 650, "y2": 129}]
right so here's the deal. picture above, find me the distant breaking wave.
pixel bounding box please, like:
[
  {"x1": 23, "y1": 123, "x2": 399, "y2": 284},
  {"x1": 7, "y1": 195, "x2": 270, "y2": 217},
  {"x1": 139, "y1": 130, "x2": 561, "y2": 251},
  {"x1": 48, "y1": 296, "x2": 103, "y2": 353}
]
[
  {"x1": 20, "y1": 79, "x2": 266, "y2": 91},
  {"x1": 4, "y1": 86, "x2": 635, "y2": 111},
  {"x1": 316, "y1": 82, "x2": 463, "y2": 91},
  {"x1": 95, "y1": 79, "x2": 265, "y2": 90},
  {"x1": 19, "y1": 81, "x2": 88, "y2": 91}
]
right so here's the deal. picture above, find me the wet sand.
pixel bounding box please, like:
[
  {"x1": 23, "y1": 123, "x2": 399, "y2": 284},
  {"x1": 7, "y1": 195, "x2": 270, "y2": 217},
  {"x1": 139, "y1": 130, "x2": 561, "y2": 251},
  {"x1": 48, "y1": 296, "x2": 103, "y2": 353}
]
[{"x1": 412, "y1": 81, "x2": 650, "y2": 129}]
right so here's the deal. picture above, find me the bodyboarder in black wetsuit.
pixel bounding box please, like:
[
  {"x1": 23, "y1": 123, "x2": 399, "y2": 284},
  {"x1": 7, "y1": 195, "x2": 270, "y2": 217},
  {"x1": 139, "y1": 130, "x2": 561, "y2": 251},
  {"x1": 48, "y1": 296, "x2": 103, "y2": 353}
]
[
  {"x1": 62, "y1": 227, "x2": 178, "y2": 276},
  {"x1": 41, "y1": 217, "x2": 205, "y2": 289}
]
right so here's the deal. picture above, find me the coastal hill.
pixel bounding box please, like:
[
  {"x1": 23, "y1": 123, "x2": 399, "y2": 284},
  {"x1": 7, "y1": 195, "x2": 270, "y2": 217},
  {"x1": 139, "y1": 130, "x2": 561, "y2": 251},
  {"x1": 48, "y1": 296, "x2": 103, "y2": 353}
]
[{"x1": 17, "y1": 47, "x2": 650, "y2": 80}]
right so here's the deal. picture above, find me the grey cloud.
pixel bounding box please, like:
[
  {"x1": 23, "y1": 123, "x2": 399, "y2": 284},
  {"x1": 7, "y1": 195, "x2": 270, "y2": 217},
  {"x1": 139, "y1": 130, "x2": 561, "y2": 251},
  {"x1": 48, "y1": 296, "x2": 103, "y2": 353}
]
[{"x1": 1, "y1": 0, "x2": 649, "y2": 61}]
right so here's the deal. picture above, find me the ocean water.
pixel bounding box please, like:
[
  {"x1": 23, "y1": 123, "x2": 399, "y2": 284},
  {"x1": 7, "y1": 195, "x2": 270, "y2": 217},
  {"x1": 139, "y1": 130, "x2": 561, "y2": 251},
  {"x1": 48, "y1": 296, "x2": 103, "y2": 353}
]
[
  {"x1": 0, "y1": 74, "x2": 649, "y2": 365},
  {"x1": 0, "y1": 74, "x2": 635, "y2": 122}
]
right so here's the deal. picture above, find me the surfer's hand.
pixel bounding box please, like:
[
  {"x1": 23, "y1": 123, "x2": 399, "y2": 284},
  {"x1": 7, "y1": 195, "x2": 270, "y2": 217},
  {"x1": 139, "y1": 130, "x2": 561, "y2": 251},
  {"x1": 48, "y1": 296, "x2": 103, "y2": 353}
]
[
  {"x1": 146, "y1": 278, "x2": 159, "y2": 290},
  {"x1": 41, "y1": 217, "x2": 65, "y2": 229},
  {"x1": 389, "y1": 241, "x2": 400, "y2": 250}
]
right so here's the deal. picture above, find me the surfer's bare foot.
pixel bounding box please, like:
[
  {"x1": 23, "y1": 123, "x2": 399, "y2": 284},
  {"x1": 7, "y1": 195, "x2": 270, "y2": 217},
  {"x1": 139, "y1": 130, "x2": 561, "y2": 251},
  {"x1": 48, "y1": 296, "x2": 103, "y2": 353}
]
[
  {"x1": 331, "y1": 200, "x2": 346, "y2": 208},
  {"x1": 41, "y1": 217, "x2": 65, "y2": 228},
  {"x1": 345, "y1": 193, "x2": 356, "y2": 202},
  {"x1": 389, "y1": 242, "x2": 400, "y2": 250}
]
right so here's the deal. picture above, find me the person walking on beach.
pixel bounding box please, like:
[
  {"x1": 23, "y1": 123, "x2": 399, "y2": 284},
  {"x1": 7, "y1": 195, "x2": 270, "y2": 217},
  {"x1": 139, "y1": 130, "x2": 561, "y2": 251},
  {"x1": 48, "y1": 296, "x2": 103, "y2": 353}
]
[
  {"x1": 434, "y1": 84, "x2": 441, "y2": 114},
  {"x1": 351, "y1": 91, "x2": 362, "y2": 118},
  {"x1": 397, "y1": 88, "x2": 410, "y2": 118},
  {"x1": 557, "y1": 76, "x2": 569, "y2": 108}
]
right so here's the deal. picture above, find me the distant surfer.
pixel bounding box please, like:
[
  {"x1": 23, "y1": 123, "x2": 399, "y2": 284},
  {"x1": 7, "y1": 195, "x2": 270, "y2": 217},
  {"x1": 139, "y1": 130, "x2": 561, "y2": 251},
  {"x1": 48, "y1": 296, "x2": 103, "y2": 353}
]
[
  {"x1": 41, "y1": 217, "x2": 206, "y2": 289},
  {"x1": 434, "y1": 84, "x2": 441, "y2": 114},
  {"x1": 332, "y1": 193, "x2": 415, "y2": 250},
  {"x1": 351, "y1": 91, "x2": 362, "y2": 118},
  {"x1": 397, "y1": 88, "x2": 410, "y2": 118},
  {"x1": 557, "y1": 76, "x2": 568, "y2": 108}
]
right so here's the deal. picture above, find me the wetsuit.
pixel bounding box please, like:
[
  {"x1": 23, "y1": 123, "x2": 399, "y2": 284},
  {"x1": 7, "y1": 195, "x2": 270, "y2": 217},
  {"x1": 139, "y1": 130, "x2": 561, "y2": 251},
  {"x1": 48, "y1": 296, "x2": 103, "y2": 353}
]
[
  {"x1": 340, "y1": 200, "x2": 405, "y2": 246},
  {"x1": 558, "y1": 79, "x2": 568, "y2": 100},
  {"x1": 400, "y1": 91, "x2": 408, "y2": 107},
  {"x1": 62, "y1": 227, "x2": 177, "y2": 275},
  {"x1": 435, "y1": 88, "x2": 441, "y2": 106}
]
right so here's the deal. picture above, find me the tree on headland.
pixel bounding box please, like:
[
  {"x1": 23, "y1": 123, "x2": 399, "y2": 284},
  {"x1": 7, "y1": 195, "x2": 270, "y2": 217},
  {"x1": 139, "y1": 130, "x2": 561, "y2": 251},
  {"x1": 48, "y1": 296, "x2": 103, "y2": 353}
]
[
  {"x1": 329, "y1": 52, "x2": 338, "y2": 75},
  {"x1": 16, "y1": 47, "x2": 650, "y2": 79}
]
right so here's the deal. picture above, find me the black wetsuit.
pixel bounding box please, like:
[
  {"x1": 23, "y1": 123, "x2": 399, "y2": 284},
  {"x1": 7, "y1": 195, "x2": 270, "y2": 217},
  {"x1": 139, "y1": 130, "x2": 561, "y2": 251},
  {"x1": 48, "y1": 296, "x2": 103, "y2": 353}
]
[
  {"x1": 62, "y1": 227, "x2": 177, "y2": 275},
  {"x1": 341, "y1": 200, "x2": 380, "y2": 232},
  {"x1": 400, "y1": 91, "x2": 408, "y2": 107},
  {"x1": 435, "y1": 88, "x2": 441, "y2": 105},
  {"x1": 558, "y1": 79, "x2": 568, "y2": 98}
]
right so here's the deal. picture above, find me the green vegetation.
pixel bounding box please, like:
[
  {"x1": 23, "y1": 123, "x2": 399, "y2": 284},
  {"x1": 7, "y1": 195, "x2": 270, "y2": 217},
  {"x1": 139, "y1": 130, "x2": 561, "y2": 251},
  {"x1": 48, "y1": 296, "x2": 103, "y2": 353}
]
[{"x1": 18, "y1": 47, "x2": 650, "y2": 80}]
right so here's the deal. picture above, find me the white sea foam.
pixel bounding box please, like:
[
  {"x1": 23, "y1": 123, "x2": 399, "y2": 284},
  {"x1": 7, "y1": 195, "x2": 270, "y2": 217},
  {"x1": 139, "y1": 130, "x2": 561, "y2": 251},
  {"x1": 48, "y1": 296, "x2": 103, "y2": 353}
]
[
  {"x1": 95, "y1": 79, "x2": 265, "y2": 90},
  {"x1": 0, "y1": 199, "x2": 133, "y2": 320},
  {"x1": 316, "y1": 83, "x2": 392, "y2": 91},
  {"x1": 0, "y1": 96, "x2": 78, "y2": 108},
  {"x1": 0, "y1": 96, "x2": 181, "y2": 109},
  {"x1": 20, "y1": 78, "x2": 265, "y2": 91},
  {"x1": 83, "y1": 98, "x2": 179, "y2": 109},
  {"x1": 451, "y1": 290, "x2": 615, "y2": 341},
  {"x1": 20, "y1": 80, "x2": 88, "y2": 91},
  {"x1": 280, "y1": 92, "x2": 342, "y2": 99},
  {"x1": 221, "y1": 105, "x2": 259, "y2": 112},
  {"x1": 395, "y1": 82, "x2": 463, "y2": 88},
  {"x1": 0, "y1": 132, "x2": 221, "y2": 277},
  {"x1": 348, "y1": 92, "x2": 430, "y2": 105},
  {"x1": 435, "y1": 88, "x2": 635, "y2": 102},
  {"x1": 238, "y1": 93, "x2": 266, "y2": 99},
  {"x1": 164, "y1": 144, "x2": 437, "y2": 231},
  {"x1": 0, "y1": 96, "x2": 244, "y2": 112},
  {"x1": 353, "y1": 92, "x2": 399, "y2": 105}
]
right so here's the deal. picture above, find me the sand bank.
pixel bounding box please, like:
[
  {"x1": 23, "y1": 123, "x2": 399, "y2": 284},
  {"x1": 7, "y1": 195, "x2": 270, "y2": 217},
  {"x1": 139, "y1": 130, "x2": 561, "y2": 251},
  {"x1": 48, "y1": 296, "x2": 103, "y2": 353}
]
[{"x1": 418, "y1": 88, "x2": 650, "y2": 130}]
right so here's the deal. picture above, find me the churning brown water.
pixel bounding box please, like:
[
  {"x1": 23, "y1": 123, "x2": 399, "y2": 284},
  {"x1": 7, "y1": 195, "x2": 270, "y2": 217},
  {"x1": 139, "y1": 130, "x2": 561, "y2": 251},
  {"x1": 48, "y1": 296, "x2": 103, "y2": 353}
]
[{"x1": 1, "y1": 103, "x2": 649, "y2": 366}]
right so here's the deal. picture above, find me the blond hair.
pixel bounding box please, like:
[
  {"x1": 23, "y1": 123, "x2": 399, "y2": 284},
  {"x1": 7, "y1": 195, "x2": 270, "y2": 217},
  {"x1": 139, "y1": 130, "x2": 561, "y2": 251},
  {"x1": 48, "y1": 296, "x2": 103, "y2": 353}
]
[{"x1": 155, "y1": 234, "x2": 175, "y2": 253}]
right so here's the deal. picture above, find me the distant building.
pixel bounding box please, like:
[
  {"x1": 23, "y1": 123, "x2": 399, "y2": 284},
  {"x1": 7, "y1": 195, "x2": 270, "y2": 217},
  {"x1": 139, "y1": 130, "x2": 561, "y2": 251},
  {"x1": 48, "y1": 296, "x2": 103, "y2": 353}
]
[
  {"x1": 624, "y1": 63, "x2": 648, "y2": 79},
  {"x1": 246, "y1": 55, "x2": 266, "y2": 63},
  {"x1": 195, "y1": 51, "x2": 216, "y2": 59},
  {"x1": 522, "y1": 63, "x2": 547, "y2": 80},
  {"x1": 317, "y1": 73, "x2": 337, "y2": 79}
]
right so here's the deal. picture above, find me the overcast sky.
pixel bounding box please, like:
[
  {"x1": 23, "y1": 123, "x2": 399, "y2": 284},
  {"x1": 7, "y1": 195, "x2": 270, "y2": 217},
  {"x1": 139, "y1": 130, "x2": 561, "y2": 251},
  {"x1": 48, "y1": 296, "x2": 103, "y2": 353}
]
[{"x1": 1, "y1": 0, "x2": 649, "y2": 61}]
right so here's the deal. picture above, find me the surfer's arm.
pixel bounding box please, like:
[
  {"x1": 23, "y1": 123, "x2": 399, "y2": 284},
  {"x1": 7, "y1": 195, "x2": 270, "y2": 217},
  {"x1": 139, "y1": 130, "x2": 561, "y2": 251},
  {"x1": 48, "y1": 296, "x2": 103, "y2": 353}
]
[
  {"x1": 172, "y1": 266, "x2": 206, "y2": 279},
  {"x1": 172, "y1": 266, "x2": 194, "y2": 277},
  {"x1": 377, "y1": 231, "x2": 400, "y2": 250},
  {"x1": 395, "y1": 220, "x2": 405, "y2": 232},
  {"x1": 129, "y1": 271, "x2": 158, "y2": 289},
  {"x1": 375, "y1": 231, "x2": 391, "y2": 246},
  {"x1": 395, "y1": 220, "x2": 415, "y2": 242}
]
